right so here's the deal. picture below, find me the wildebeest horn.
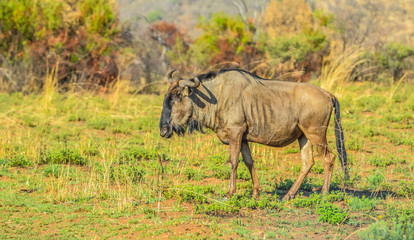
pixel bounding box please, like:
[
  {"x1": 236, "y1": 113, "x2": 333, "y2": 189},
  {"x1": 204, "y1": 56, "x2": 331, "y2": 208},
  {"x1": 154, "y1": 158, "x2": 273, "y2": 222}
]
[
  {"x1": 167, "y1": 69, "x2": 176, "y2": 84},
  {"x1": 179, "y1": 72, "x2": 200, "y2": 88}
]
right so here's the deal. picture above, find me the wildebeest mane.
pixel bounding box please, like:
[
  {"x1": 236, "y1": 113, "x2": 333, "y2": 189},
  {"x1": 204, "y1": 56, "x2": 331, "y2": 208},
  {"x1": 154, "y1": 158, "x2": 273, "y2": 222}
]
[
  {"x1": 195, "y1": 71, "x2": 217, "y2": 82},
  {"x1": 194, "y1": 69, "x2": 272, "y2": 85}
]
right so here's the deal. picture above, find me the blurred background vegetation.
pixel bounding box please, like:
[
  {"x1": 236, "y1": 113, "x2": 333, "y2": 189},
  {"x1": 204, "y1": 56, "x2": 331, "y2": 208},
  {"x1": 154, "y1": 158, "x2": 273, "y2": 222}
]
[{"x1": 0, "y1": 0, "x2": 414, "y2": 93}]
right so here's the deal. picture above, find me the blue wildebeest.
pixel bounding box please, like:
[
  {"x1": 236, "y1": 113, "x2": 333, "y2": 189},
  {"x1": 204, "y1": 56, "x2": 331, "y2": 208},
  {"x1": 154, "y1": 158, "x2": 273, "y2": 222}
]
[{"x1": 159, "y1": 69, "x2": 348, "y2": 200}]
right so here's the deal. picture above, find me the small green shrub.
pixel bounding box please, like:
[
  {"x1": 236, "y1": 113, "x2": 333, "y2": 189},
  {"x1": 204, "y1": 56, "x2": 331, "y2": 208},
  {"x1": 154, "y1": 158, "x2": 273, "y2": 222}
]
[
  {"x1": 316, "y1": 202, "x2": 348, "y2": 225},
  {"x1": 276, "y1": 178, "x2": 294, "y2": 190},
  {"x1": 368, "y1": 155, "x2": 394, "y2": 167},
  {"x1": 194, "y1": 194, "x2": 281, "y2": 215},
  {"x1": 385, "y1": 113, "x2": 412, "y2": 123},
  {"x1": 169, "y1": 185, "x2": 216, "y2": 204},
  {"x1": 110, "y1": 164, "x2": 146, "y2": 183},
  {"x1": 293, "y1": 191, "x2": 345, "y2": 208},
  {"x1": 294, "y1": 192, "x2": 349, "y2": 225},
  {"x1": 347, "y1": 137, "x2": 364, "y2": 151},
  {"x1": 43, "y1": 164, "x2": 76, "y2": 179},
  {"x1": 213, "y1": 165, "x2": 231, "y2": 180},
  {"x1": 358, "y1": 221, "x2": 414, "y2": 240},
  {"x1": 386, "y1": 204, "x2": 414, "y2": 229},
  {"x1": 396, "y1": 180, "x2": 414, "y2": 197},
  {"x1": 195, "y1": 200, "x2": 240, "y2": 215},
  {"x1": 4, "y1": 155, "x2": 31, "y2": 167},
  {"x1": 237, "y1": 167, "x2": 251, "y2": 181},
  {"x1": 0, "y1": 158, "x2": 8, "y2": 167},
  {"x1": 41, "y1": 149, "x2": 87, "y2": 165},
  {"x1": 184, "y1": 168, "x2": 197, "y2": 180},
  {"x1": 293, "y1": 193, "x2": 322, "y2": 208},
  {"x1": 324, "y1": 190, "x2": 346, "y2": 202},
  {"x1": 43, "y1": 164, "x2": 64, "y2": 178},
  {"x1": 86, "y1": 117, "x2": 112, "y2": 130},
  {"x1": 347, "y1": 196, "x2": 376, "y2": 212},
  {"x1": 68, "y1": 112, "x2": 88, "y2": 122},
  {"x1": 183, "y1": 167, "x2": 207, "y2": 181},
  {"x1": 118, "y1": 146, "x2": 163, "y2": 163},
  {"x1": 368, "y1": 170, "x2": 385, "y2": 190},
  {"x1": 310, "y1": 163, "x2": 324, "y2": 174},
  {"x1": 362, "y1": 127, "x2": 380, "y2": 137},
  {"x1": 111, "y1": 125, "x2": 131, "y2": 134}
]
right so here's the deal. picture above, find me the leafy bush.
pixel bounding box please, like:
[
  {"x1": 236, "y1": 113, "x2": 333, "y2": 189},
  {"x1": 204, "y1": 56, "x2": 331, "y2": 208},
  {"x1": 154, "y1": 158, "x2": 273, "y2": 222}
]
[
  {"x1": 396, "y1": 180, "x2": 414, "y2": 197},
  {"x1": 0, "y1": 0, "x2": 126, "y2": 91},
  {"x1": 43, "y1": 164, "x2": 76, "y2": 179},
  {"x1": 368, "y1": 155, "x2": 395, "y2": 167},
  {"x1": 169, "y1": 12, "x2": 260, "y2": 71},
  {"x1": 194, "y1": 194, "x2": 281, "y2": 215},
  {"x1": 43, "y1": 164, "x2": 64, "y2": 178},
  {"x1": 316, "y1": 202, "x2": 348, "y2": 225},
  {"x1": 358, "y1": 221, "x2": 414, "y2": 240},
  {"x1": 40, "y1": 149, "x2": 87, "y2": 165},
  {"x1": 347, "y1": 196, "x2": 376, "y2": 212},
  {"x1": 184, "y1": 168, "x2": 207, "y2": 181},
  {"x1": 375, "y1": 42, "x2": 414, "y2": 81},
  {"x1": 168, "y1": 185, "x2": 216, "y2": 204},
  {"x1": 294, "y1": 192, "x2": 349, "y2": 225},
  {"x1": 86, "y1": 117, "x2": 112, "y2": 130},
  {"x1": 293, "y1": 193, "x2": 322, "y2": 208},
  {"x1": 1, "y1": 155, "x2": 31, "y2": 167},
  {"x1": 118, "y1": 146, "x2": 163, "y2": 163},
  {"x1": 110, "y1": 164, "x2": 146, "y2": 183},
  {"x1": 368, "y1": 170, "x2": 386, "y2": 190},
  {"x1": 386, "y1": 204, "x2": 414, "y2": 230}
]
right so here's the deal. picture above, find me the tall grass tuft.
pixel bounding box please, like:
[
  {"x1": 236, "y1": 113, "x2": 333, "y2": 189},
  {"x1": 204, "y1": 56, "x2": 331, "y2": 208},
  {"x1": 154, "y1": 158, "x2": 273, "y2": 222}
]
[
  {"x1": 319, "y1": 46, "x2": 365, "y2": 95},
  {"x1": 387, "y1": 73, "x2": 406, "y2": 103},
  {"x1": 40, "y1": 62, "x2": 59, "y2": 113},
  {"x1": 109, "y1": 78, "x2": 131, "y2": 110}
]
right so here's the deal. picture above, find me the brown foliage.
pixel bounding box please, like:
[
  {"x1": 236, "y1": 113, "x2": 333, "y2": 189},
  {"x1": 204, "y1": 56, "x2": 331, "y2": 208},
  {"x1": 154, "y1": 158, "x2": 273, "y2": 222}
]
[
  {"x1": 29, "y1": 27, "x2": 122, "y2": 89},
  {"x1": 149, "y1": 21, "x2": 188, "y2": 50}
]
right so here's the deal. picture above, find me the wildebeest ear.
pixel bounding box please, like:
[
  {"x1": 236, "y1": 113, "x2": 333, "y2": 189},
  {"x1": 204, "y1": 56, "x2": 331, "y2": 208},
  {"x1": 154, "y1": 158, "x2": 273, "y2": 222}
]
[{"x1": 179, "y1": 73, "x2": 200, "y2": 88}]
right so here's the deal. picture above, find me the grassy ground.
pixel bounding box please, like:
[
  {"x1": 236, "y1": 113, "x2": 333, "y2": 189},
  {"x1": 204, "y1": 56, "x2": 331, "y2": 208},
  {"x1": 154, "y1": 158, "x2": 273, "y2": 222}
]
[{"x1": 0, "y1": 81, "x2": 413, "y2": 239}]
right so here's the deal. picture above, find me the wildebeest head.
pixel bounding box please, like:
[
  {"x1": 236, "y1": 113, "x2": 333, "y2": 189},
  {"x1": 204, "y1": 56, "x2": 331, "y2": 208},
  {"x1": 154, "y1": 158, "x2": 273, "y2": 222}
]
[{"x1": 159, "y1": 69, "x2": 200, "y2": 138}]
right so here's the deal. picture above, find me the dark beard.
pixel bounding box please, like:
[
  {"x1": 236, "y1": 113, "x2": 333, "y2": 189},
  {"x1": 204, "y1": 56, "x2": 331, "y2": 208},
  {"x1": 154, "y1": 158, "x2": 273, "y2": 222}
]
[
  {"x1": 172, "y1": 119, "x2": 205, "y2": 136},
  {"x1": 188, "y1": 119, "x2": 205, "y2": 134}
]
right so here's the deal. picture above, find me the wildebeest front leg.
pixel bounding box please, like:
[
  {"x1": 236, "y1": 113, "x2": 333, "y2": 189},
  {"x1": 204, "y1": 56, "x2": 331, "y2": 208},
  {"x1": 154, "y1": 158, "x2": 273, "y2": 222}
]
[
  {"x1": 241, "y1": 141, "x2": 261, "y2": 198},
  {"x1": 225, "y1": 131, "x2": 244, "y2": 197},
  {"x1": 283, "y1": 135, "x2": 314, "y2": 200}
]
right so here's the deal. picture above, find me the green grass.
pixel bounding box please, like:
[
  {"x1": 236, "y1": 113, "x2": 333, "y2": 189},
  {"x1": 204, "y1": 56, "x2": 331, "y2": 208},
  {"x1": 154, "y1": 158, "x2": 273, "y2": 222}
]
[{"x1": 0, "y1": 82, "x2": 413, "y2": 238}]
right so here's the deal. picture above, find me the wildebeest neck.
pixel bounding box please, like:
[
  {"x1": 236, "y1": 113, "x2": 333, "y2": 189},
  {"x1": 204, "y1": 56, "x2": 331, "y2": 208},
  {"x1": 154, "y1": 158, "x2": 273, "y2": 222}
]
[
  {"x1": 190, "y1": 85, "x2": 217, "y2": 109},
  {"x1": 188, "y1": 81, "x2": 222, "y2": 131}
]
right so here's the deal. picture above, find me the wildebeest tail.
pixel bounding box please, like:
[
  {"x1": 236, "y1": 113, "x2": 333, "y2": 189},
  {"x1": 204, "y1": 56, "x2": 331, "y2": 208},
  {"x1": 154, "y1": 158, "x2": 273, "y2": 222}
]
[{"x1": 333, "y1": 97, "x2": 349, "y2": 181}]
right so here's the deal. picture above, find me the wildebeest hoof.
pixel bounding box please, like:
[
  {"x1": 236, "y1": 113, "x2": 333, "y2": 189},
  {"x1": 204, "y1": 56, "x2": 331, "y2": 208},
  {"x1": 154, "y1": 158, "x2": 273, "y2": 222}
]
[{"x1": 282, "y1": 194, "x2": 295, "y2": 201}]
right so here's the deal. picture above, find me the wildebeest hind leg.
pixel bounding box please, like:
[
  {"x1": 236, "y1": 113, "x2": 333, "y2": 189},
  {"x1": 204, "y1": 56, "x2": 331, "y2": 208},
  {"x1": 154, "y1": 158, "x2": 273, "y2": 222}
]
[
  {"x1": 317, "y1": 142, "x2": 335, "y2": 194},
  {"x1": 307, "y1": 134, "x2": 335, "y2": 195},
  {"x1": 283, "y1": 135, "x2": 314, "y2": 201},
  {"x1": 241, "y1": 141, "x2": 261, "y2": 198}
]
